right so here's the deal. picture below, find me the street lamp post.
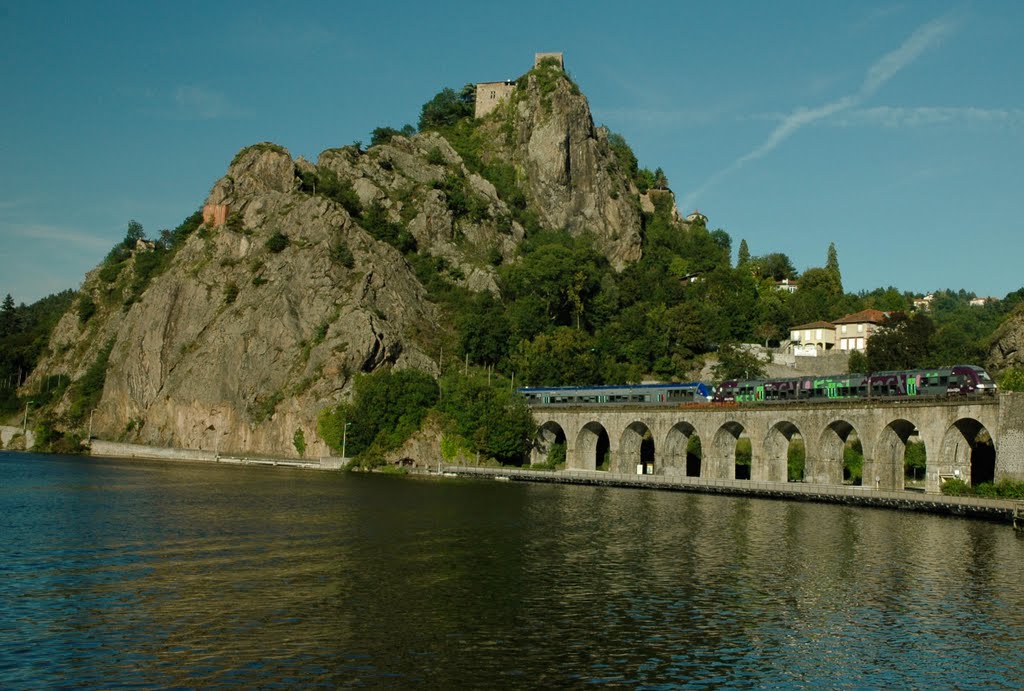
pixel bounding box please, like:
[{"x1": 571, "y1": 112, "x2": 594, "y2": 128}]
[{"x1": 342, "y1": 421, "x2": 352, "y2": 460}]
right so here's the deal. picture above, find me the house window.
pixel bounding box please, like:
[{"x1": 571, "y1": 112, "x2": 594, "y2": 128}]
[
  {"x1": 842, "y1": 325, "x2": 848, "y2": 333},
  {"x1": 804, "y1": 330, "x2": 811, "y2": 341},
  {"x1": 791, "y1": 331, "x2": 799, "y2": 341},
  {"x1": 857, "y1": 324, "x2": 864, "y2": 333},
  {"x1": 815, "y1": 329, "x2": 822, "y2": 340},
  {"x1": 490, "y1": 91, "x2": 496, "y2": 99},
  {"x1": 856, "y1": 337, "x2": 864, "y2": 350}
]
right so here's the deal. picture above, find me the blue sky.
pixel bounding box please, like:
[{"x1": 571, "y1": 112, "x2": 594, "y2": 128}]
[{"x1": 1, "y1": 1, "x2": 1021, "y2": 305}]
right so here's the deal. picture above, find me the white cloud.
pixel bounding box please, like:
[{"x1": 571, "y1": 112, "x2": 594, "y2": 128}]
[
  {"x1": 680, "y1": 13, "x2": 960, "y2": 210},
  {"x1": 173, "y1": 85, "x2": 236, "y2": 120},
  {"x1": 5, "y1": 223, "x2": 110, "y2": 250},
  {"x1": 833, "y1": 106, "x2": 1024, "y2": 128}
]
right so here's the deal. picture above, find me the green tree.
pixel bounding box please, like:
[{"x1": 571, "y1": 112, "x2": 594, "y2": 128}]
[
  {"x1": 867, "y1": 313, "x2": 935, "y2": 371},
  {"x1": 712, "y1": 343, "x2": 767, "y2": 382},
  {"x1": 848, "y1": 349, "x2": 869, "y2": 374},
  {"x1": 998, "y1": 367, "x2": 1024, "y2": 392},
  {"x1": 512, "y1": 327, "x2": 601, "y2": 386},
  {"x1": 826, "y1": 241, "x2": 842, "y2": 290},
  {"x1": 439, "y1": 374, "x2": 536, "y2": 465},
  {"x1": 418, "y1": 85, "x2": 475, "y2": 131},
  {"x1": 317, "y1": 369, "x2": 439, "y2": 458},
  {"x1": 737, "y1": 239, "x2": 751, "y2": 267}
]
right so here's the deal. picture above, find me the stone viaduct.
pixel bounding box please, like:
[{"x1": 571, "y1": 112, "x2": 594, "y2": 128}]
[{"x1": 530, "y1": 393, "x2": 1024, "y2": 494}]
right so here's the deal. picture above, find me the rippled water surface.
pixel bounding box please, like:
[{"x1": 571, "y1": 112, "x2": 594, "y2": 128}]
[{"x1": 2, "y1": 452, "x2": 1024, "y2": 687}]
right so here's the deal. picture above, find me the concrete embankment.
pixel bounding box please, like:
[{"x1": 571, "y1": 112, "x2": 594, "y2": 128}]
[
  {"x1": 440, "y1": 465, "x2": 1024, "y2": 527},
  {"x1": 90, "y1": 440, "x2": 345, "y2": 470},
  {"x1": 0, "y1": 425, "x2": 35, "y2": 450}
]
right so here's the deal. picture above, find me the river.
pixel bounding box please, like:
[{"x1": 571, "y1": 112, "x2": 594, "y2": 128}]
[{"x1": 2, "y1": 451, "x2": 1023, "y2": 687}]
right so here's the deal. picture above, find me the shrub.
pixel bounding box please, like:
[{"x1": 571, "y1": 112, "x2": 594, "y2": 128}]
[
  {"x1": 265, "y1": 232, "x2": 289, "y2": 253},
  {"x1": 425, "y1": 147, "x2": 446, "y2": 166},
  {"x1": 293, "y1": 428, "x2": 306, "y2": 457},
  {"x1": 68, "y1": 339, "x2": 114, "y2": 423},
  {"x1": 330, "y1": 241, "x2": 355, "y2": 268},
  {"x1": 223, "y1": 282, "x2": 239, "y2": 305},
  {"x1": 78, "y1": 295, "x2": 97, "y2": 325}
]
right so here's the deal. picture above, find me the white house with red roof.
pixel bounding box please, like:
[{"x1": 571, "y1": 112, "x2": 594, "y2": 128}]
[{"x1": 833, "y1": 309, "x2": 888, "y2": 353}]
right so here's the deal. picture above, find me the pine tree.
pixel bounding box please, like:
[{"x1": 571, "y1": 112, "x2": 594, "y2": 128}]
[
  {"x1": 0, "y1": 294, "x2": 15, "y2": 338},
  {"x1": 738, "y1": 239, "x2": 751, "y2": 267},
  {"x1": 826, "y1": 242, "x2": 842, "y2": 291}
]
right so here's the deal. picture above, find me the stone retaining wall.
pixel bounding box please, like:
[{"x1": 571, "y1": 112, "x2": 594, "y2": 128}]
[{"x1": 0, "y1": 425, "x2": 34, "y2": 450}]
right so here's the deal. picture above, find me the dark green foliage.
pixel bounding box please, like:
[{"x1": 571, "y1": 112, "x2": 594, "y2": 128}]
[
  {"x1": 867, "y1": 313, "x2": 935, "y2": 371},
  {"x1": 265, "y1": 232, "x2": 289, "y2": 253},
  {"x1": 293, "y1": 428, "x2": 306, "y2": 457},
  {"x1": 0, "y1": 290, "x2": 75, "y2": 416},
  {"x1": 418, "y1": 85, "x2": 475, "y2": 131},
  {"x1": 425, "y1": 147, "x2": 446, "y2": 165},
  {"x1": 750, "y1": 252, "x2": 797, "y2": 281},
  {"x1": 848, "y1": 349, "x2": 869, "y2": 374},
  {"x1": 512, "y1": 327, "x2": 603, "y2": 387},
  {"x1": 457, "y1": 293, "x2": 510, "y2": 367},
  {"x1": 318, "y1": 368, "x2": 439, "y2": 458},
  {"x1": 360, "y1": 201, "x2": 417, "y2": 253},
  {"x1": 904, "y1": 440, "x2": 927, "y2": 481},
  {"x1": 330, "y1": 240, "x2": 355, "y2": 268},
  {"x1": 298, "y1": 167, "x2": 363, "y2": 217},
  {"x1": 225, "y1": 212, "x2": 245, "y2": 234},
  {"x1": 999, "y1": 367, "x2": 1024, "y2": 392},
  {"x1": 67, "y1": 340, "x2": 114, "y2": 423},
  {"x1": 711, "y1": 343, "x2": 768, "y2": 382},
  {"x1": 223, "y1": 282, "x2": 239, "y2": 305},
  {"x1": 433, "y1": 174, "x2": 488, "y2": 222},
  {"x1": 788, "y1": 438, "x2": 806, "y2": 481},
  {"x1": 942, "y1": 478, "x2": 1024, "y2": 499},
  {"x1": 77, "y1": 295, "x2": 97, "y2": 325},
  {"x1": 370, "y1": 125, "x2": 414, "y2": 146},
  {"x1": 438, "y1": 373, "x2": 536, "y2": 465}
]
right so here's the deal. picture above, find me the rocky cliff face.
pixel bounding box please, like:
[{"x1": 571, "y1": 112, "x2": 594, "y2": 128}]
[
  {"x1": 989, "y1": 304, "x2": 1024, "y2": 371},
  {"x1": 476, "y1": 63, "x2": 645, "y2": 269},
  {"x1": 27, "y1": 59, "x2": 674, "y2": 457}
]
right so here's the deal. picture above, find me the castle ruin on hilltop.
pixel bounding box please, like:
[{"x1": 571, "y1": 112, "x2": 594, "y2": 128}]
[{"x1": 475, "y1": 52, "x2": 564, "y2": 118}]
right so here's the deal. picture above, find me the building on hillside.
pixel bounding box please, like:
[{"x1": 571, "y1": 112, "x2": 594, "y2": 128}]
[
  {"x1": 775, "y1": 278, "x2": 798, "y2": 294},
  {"x1": 913, "y1": 293, "x2": 934, "y2": 311},
  {"x1": 474, "y1": 52, "x2": 565, "y2": 119},
  {"x1": 833, "y1": 309, "x2": 888, "y2": 353},
  {"x1": 789, "y1": 321, "x2": 836, "y2": 354},
  {"x1": 970, "y1": 296, "x2": 998, "y2": 307},
  {"x1": 534, "y1": 52, "x2": 564, "y2": 69},
  {"x1": 474, "y1": 80, "x2": 517, "y2": 118},
  {"x1": 684, "y1": 209, "x2": 708, "y2": 224}
]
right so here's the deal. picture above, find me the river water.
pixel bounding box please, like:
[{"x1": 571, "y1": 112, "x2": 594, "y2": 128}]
[{"x1": 2, "y1": 452, "x2": 1023, "y2": 688}]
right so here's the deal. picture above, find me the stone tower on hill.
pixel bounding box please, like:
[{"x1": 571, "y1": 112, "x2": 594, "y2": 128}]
[{"x1": 474, "y1": 52, "x2": 565, "y2": 118}]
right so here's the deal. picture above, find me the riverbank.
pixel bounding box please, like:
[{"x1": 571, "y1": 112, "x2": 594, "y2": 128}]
[
  {"x1": 89, "y1": 440, "x2": 346, "y2": 470},
  {"x1": 437, "y1": 465, "x2": 1024, "y2": 528}
]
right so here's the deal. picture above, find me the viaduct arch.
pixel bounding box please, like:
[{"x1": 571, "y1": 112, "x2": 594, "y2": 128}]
[{"x1": 528, "y1": 395, "x2": 1024, "y2": 493}]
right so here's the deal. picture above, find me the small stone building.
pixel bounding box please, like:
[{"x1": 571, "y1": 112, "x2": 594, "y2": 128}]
[{"x1": 474, "y1": 52, "x2": 565, "y2": 118}]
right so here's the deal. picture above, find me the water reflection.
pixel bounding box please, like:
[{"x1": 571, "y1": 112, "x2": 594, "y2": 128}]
[{"x1": 1, "y1": 453, "x2": 1023, "y2": 687}]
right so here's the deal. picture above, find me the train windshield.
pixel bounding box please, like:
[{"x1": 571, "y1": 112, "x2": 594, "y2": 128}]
[{"x1": 977, "y1": 370, "x2": 993, "y2": 382}]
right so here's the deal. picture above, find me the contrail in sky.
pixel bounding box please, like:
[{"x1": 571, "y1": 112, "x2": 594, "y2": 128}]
[{"x1": 680, "y1": 14, "x2": 959, "y2": 212}]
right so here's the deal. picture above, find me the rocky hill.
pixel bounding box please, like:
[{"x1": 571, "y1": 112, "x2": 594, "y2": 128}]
[{"x1": 25, "y1": 58, "x2": 670, "y2": 457}]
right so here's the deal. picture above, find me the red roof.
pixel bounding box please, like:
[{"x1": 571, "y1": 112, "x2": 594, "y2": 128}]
[
  {"x1": 791, "y1": 321, "x2": 835, "y2": 330},
  {"x1": 833, "y1": 309, "x2": 887, "y2": 325}
]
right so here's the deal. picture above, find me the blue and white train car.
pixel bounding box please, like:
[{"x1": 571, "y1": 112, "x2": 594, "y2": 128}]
[{"x1": 518, "y1": 382, "x2": 711, "y2": 406}]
